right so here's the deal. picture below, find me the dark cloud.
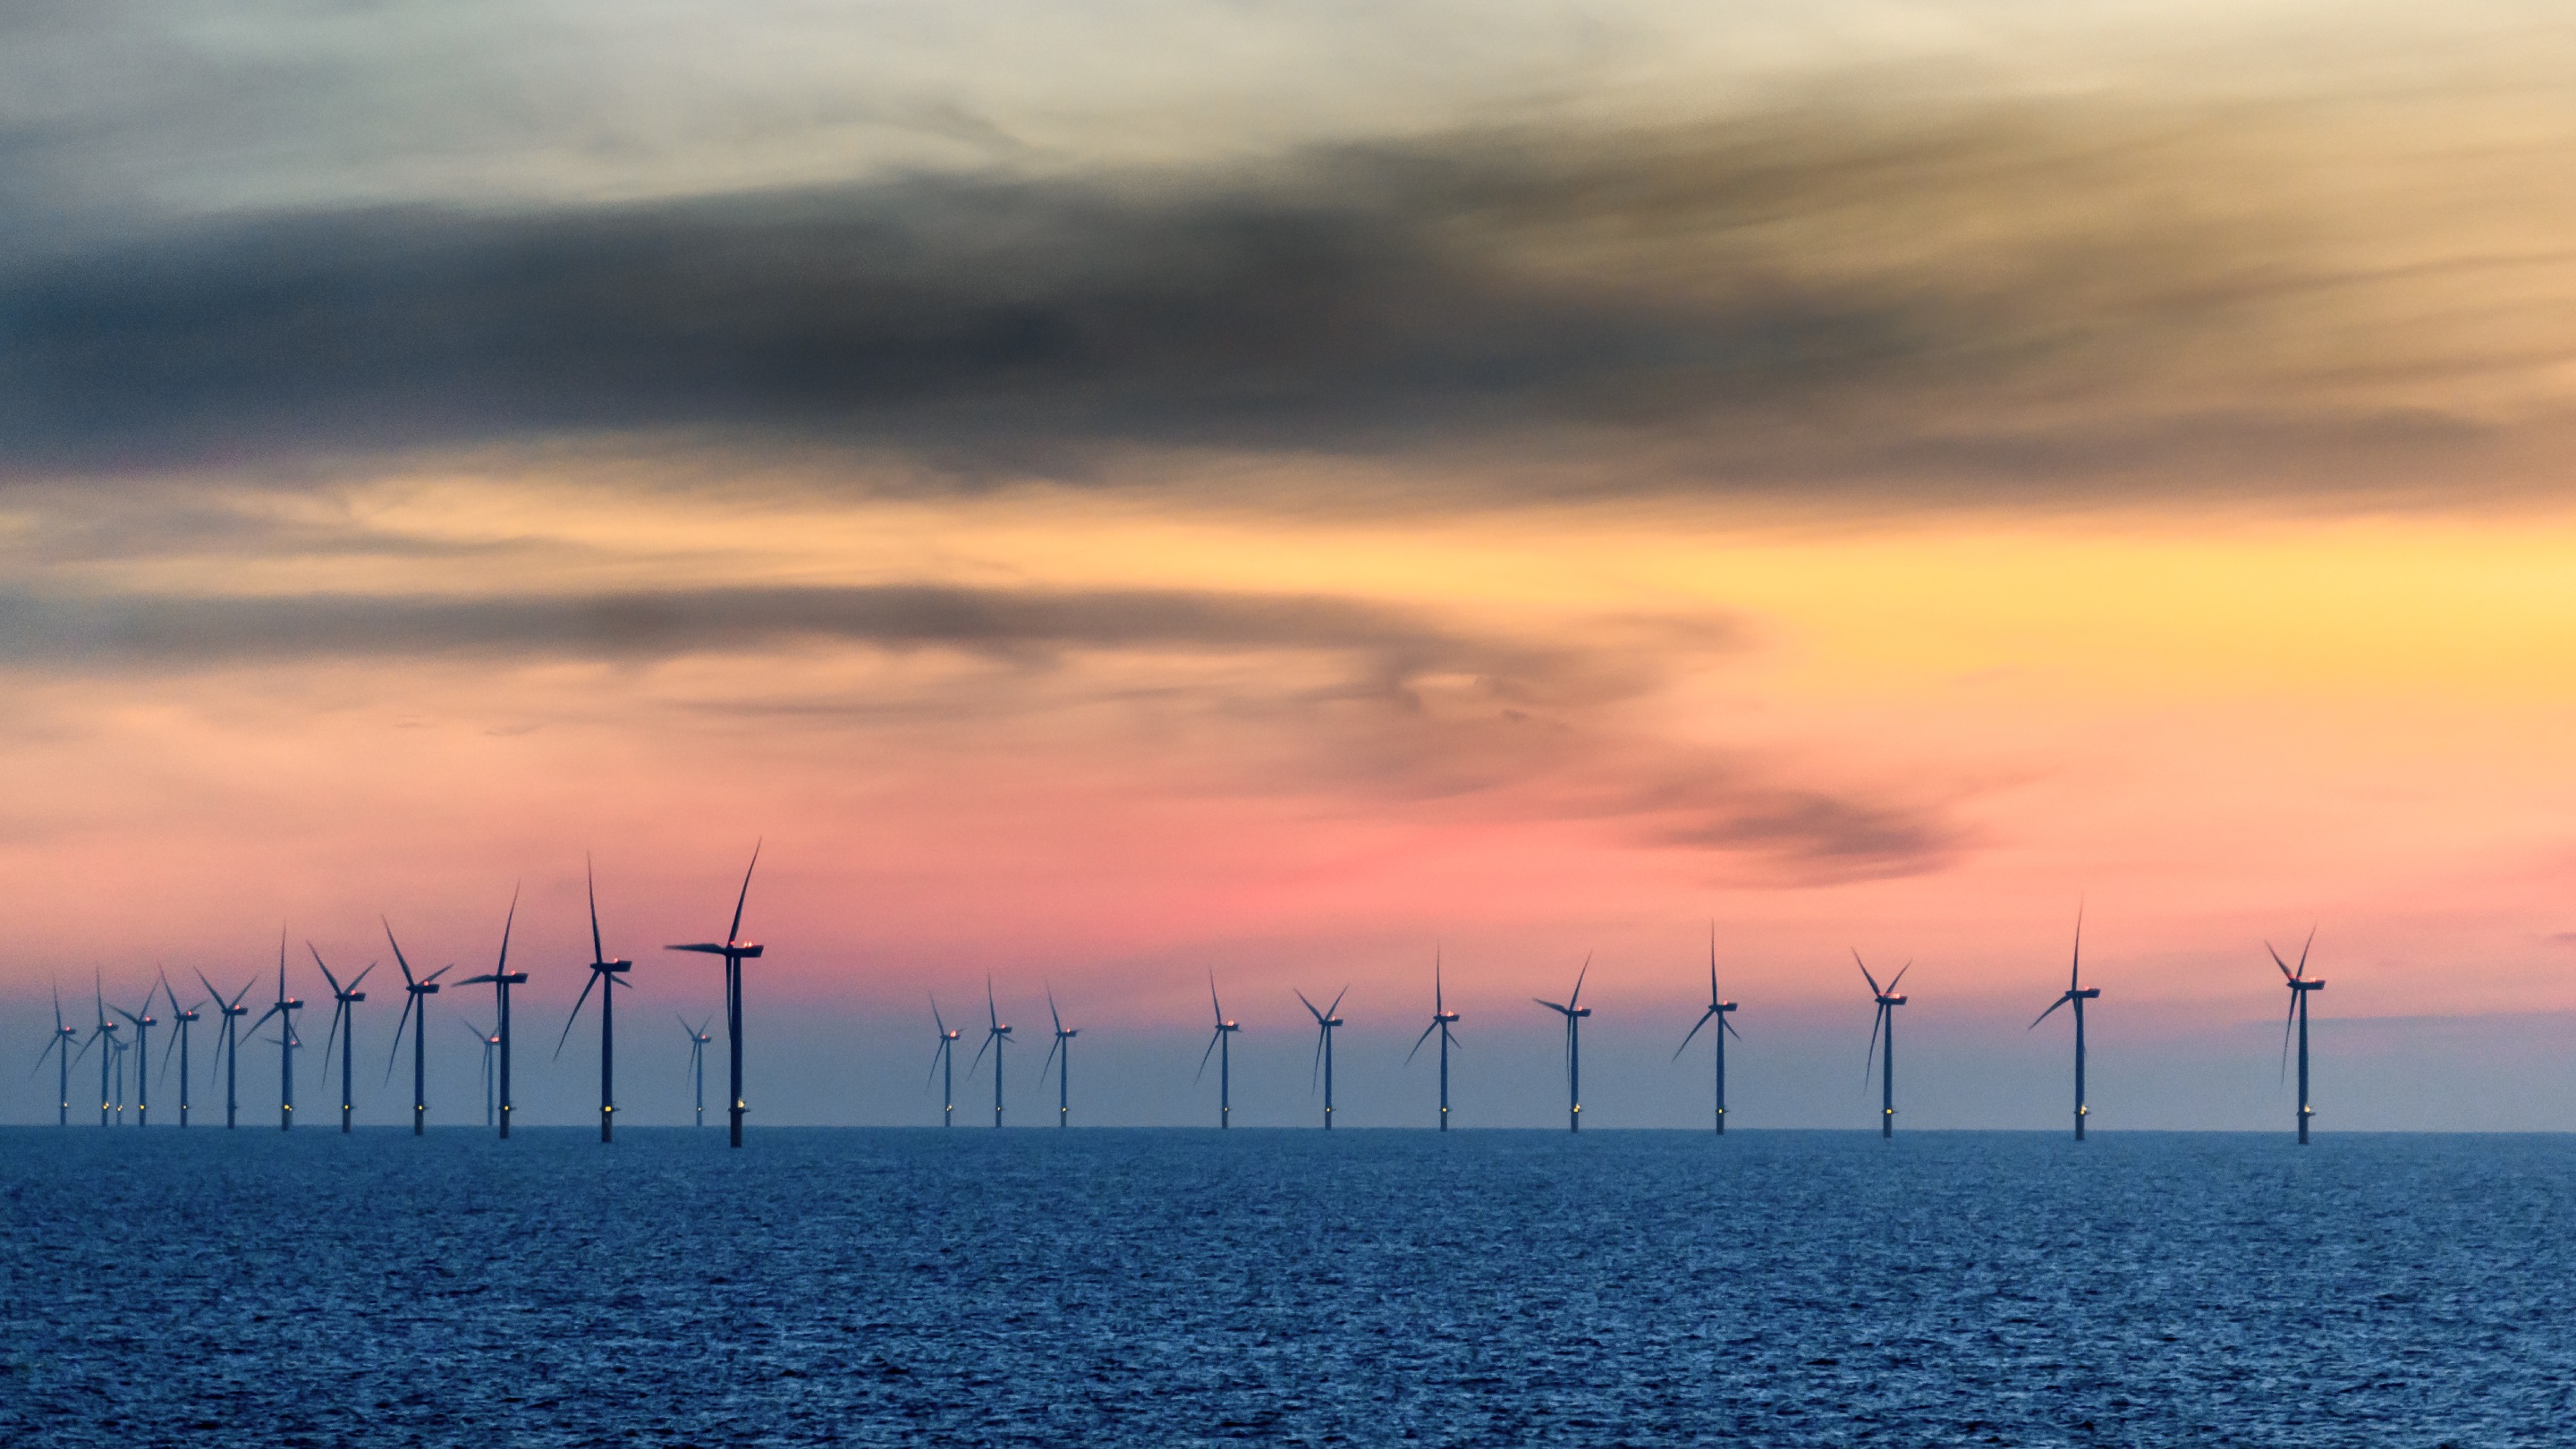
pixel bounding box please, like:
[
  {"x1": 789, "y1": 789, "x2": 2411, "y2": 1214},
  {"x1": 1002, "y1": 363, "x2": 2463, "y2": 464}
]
[{"x1": 4, "y1": 101, "x2": 2545, "y2": 503}]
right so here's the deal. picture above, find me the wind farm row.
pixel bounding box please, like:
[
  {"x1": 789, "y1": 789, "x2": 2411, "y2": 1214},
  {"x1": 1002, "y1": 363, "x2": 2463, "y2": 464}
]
[{"x1": 21, "y1": 843, "x2": 2343, "y2": 1140}]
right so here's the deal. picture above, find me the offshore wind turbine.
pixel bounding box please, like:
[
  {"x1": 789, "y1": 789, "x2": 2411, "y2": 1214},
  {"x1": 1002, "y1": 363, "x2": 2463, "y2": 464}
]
[
  {"x1": 665, "y1": 845, "x2": 762, "y2": 1148},
  {"x1": 1856, "y1": 952, "x2": 1911, "y2": 1140},
  {"x1": 1040, "y1": 993, "x2": 1077, "y2": 1128},
  {"x1": 556, "y1": 860, "x2": 634, "y2": 1143},
  {"x1": 249, "y1": 938, "x2": 306, "y2": 1130},
  {"x1": 970, "y1": 979, "x2": 1013, "y2": 1129},
  {"x1": 196, "y1": 971, "x2": 254, "y2": 1128},
  {"x1": 1196, "y1": 974, "x2": 1242, "y2": 1129},
  {"x1": 1534, "y1": 957, "x2": 1592, "y2": 1132},
  {"x1": 682, "y1": 1016, "x2": 713, "y2": 1127},
  {"x1": 1674, "y1": 927, "x2": 1741, "y2": 1135},
  {"x1": 2269, "y1": 929, "x2": 2327, "y2": 1145},
  {"x1": 160, "y1": 974, "x2": 199, "y2": 1127},
  {"x1": 928, "y1": 998, "x2": 960, "y2": 1127},
  {"x1": 112, "y1": 993, "x2": 158, "y2": 1126},
  {"x1": 1405, "y1": 951, "x2": 1462, "y2": 1131},
  {"x1": 382, "y1": 921, "x2": 450, "y2": 1135},
  {"x1": 312, "y1": 948, "x2": 375, "y2": 1134},
  {"x1": 33, "y1": 984, "x2": 80, "y2": 1125},
  {"x1": 464, "y1": 1020, "x2": 498, "y2": 1126},
  {"x1": 459, "y1": 889, "x2": 527, "y2": 1140},
  {"x1": 1297, "y1": 987, "x2": 1349, "y2": 1130},
  {"x1": 2029, "y1": 911, "x2": 2102, "y2": 1140}
]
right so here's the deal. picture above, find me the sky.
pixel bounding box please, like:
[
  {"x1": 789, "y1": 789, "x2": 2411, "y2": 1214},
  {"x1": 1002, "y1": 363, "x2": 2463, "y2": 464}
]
[{"x1": 7, "y1": 0, "x2": 2576, "y2": 1130}]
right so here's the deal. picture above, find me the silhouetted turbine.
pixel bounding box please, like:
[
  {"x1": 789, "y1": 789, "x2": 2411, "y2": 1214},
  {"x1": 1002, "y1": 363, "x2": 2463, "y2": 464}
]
[
  {"x1": 1675, "y1": 925, "x2": 1742, "y2": 1135},
  {"x1": 382, "y1": 920, "x2": 451, "y2": 1136},
  {"x1": 665, "y1": 845, "x2": 763, "y2": 1148},
  {"x1": 1857, "y1": 952, "x2": 1911, "y2": 1140},
  {"x1": 2269, "y1": 929, "x2": 2327, "y2": 1145},
  {"x1": 682, "y1": 1016, "x2": 713, "y2": 1127},
  {"x1": 970, "y1": 979, "x2": 1013, "y2": 1129},
  {"x1": 458, "y1": 888, "x2": 527, "y2": 1140},
  {"x1": 249, "y1": 934, "x2": 306, "y2": 1131},
  {"x1": 312, "y1": 947, "x2": 376, "y2": 1134},
  {"x1": 928, "y1": 998, "x2": 961, "y2": 1127},
  {"x1": 1298, "y1": 987, "x2": 1349, "y2": 1130},
  {"x1": 1405, "y1": 949, "x2": 1462, "y2": 1131},
  {"x1": 556, "y1": 857, "x2": 635, "y2": 1144},
  {"x1": 2029, "y1": 909, "x2": 2101, "y2": 1140},
  {"x1": 1041, "y1": 992, "x2": 1077, "y2": 1128},
  {"x1": 196, "y1": 971, "x2": 254, "y2": 1128},
  {"x1": 159, "y1": 972, "x2": 199, "y2": 1128},
  {"x1": 32, "y1": 983, "x2": 80, "y2": 1126},
  {"x1": 1196, "y1": 974, "x2": 1242, "y2": 1129},
  {"x1": 112, "y1": 991, "x2": 159, "y2": 1126},
  {"x1": 463, "y1": 1020, "x2": 497, "y2": 1126},
  {"x1": 1534, "y1": 956, "x2": 1592, "y2": 1132}
]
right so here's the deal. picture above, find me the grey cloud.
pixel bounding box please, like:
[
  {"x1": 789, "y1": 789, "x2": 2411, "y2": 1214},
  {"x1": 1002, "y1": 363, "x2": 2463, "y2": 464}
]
[{"x1": 5, "y1": 98, "x2": 2548, "y2": 504}]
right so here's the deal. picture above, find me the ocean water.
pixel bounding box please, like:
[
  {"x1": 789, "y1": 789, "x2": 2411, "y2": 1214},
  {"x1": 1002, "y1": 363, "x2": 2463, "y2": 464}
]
[{"x1": 2, "y1": 1128, "x2": 2570, "y2": 1446}]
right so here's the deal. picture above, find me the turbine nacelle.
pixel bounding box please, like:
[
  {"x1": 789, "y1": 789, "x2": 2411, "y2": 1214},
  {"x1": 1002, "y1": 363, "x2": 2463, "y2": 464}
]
[{"x1": 1875, "y1": 993, "x2": 1908, "y2": 1007}]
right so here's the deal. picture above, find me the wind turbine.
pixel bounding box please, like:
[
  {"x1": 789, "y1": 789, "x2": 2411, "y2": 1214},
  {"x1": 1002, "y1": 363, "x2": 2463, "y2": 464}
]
[
  {"x1": 665, "y1": 845, "x2": 763, "y2": 1148},
  {"x1": 312, "y1": 947, "x2": 375, "y2": 1134},
  {"x1": 195, "y1": 971, "x2": 254, "y2": 1128},
  {"x1": 1675, "y1": 926, "x2": 1741, "y2": 1135},
  {"x1": 248, "y1": 936, "x2": 305, "y2": 1130},
  {"x1": 928, "y1": 998, "x2": 960, "y2": 1127},
  {"x1": 381, "y1": 920, "x2": 450, "y2": 1135},
  {"x1": 1040, "y1": 993, "x2": 1076, "y2": 1128},
  {"x1": 159, "y1": 972, "x2": 199, "y2": 1128},
  {"x1": 2269, "y1": 929, "x2": 2327, "y2": 1145},
  {"x1": 682, "y1": 1016, "x2": 713, "y2": 1127},
  {"x1": 112, "y1": 992, "x2": 158, "y2": 1126},
  {"x1": 1856, "y1": 952, "x2": 1911, "y2": 1140},
  {"x1": 556, "y1": 859, "x2": 634, "y2": 1143},
  {"x1": 1297, "y1": 987, "x2": 1349, "y2": 1130},
  {"x1": 463, "y1": 1020, "x2": 497, "y2": 1126},
  {"x1": 33, "y1": 983, "x2": 81, "y2": 1125},
  {"x1": 1196, "y1": 974, "x2": 1242, "y2": 1129},
  {"x1": 1405, "y1": 950, "x2": 1462, "y2": 1131},
  {"x1": 2029, "y1": 910, "x2": 2101, "y2": 1140},
  {"x1": 970, "y1": 979, "x2": 1013, "y2": 1129},
  {"x1": 458, "y1": 889, "x2": 527, "y2": 1140},
  {"x1": 1534, "y1": 956, "x2": 1592, "y2": 1132},
  {"x1": 78, "y1": 977, "x2": 122, "y2": 1127}
]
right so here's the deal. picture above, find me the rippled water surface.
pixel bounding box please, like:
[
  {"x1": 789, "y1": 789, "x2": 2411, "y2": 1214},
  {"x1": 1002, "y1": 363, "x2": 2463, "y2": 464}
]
[{"x1": 4, "y1": 1128, "x2": 2572, "y2": 1445}]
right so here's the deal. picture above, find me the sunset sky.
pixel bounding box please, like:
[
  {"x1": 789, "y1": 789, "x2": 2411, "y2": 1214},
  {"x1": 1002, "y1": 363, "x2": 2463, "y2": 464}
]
[{"x1": 7, "y1": 0, "x2": 2576, "y2": 1129}]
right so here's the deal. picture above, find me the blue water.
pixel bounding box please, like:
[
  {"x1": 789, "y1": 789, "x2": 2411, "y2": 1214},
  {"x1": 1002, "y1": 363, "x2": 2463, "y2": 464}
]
[{"x1": 2, "y1": 1128, "x2": 2569, "y2": 1445}]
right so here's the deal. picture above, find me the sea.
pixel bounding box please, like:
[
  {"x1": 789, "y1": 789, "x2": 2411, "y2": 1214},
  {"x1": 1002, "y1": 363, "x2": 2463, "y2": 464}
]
[{"x1": 2, "y1": 1127, "x2": 2568, "y2": 1445}]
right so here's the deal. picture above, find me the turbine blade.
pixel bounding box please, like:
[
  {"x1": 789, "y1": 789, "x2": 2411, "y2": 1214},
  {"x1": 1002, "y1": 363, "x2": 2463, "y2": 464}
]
[
  {"x1": 349, "y1": 963, "x2": 375, "y2": 991},
  {"x1": 1852, "y1": 950, "x2": 1882, "y2": 996},
  {"x1": 1041, "y1": 1035, "x2": 1061, "y2": 1075},
  {"x1": 1569, "y1": 955, "x2": 1590, "y2": 1009},
  {"x1": 1434, "y1": 945, "x2": 1444, "y2": 1014},
  {"x1": 587, "y1": 852, "x2": 606, "y2": 966},
  {"x1": 2281, "y1": 988, "x2": 2298, "y2": 1081},
  {"x1": 728, "y1": 842, "x2": 762, "y2": 945},
  {"x1": 1310, "y1": 1024, "x2": 1325, "y2": 1090},
  {"x1": 1675, "y1": 1008, "x2": 1716, "y2": 1059},
  {"x1": 384, "y1": 918, "x2": 416, "y2": 987},
  {"x1": 2029, "y1": 994, "x2": 2072, "y2": 1030},
  {"x1": 1721, "y1": 1015, "x2": 1742, "y2": 1041},
  {"x1": 1298, "y1": 989, "x2": 1322, "y2": 1023},
  {"x1": 1326, "y1": 985, "x2": 1349, "y2": 1019},
  {"x1": 1887, "y1": 962, "x2": 1911, "y2": 994},
  {"x1": 2070, "y1": 902, "x2": 2085, "y2": 992},
  {"x1": 1195, "y1": 1030, "x2": 1221, "y2": 1083},
  {"x1": 2267, "y1": 941, "x2": 2294, "y2": 980},
  {"x1": 970, "y1": 1033, "x2": 992, "y2": 1072},
  {"x1": 384, "y1": 995, "x2": 416, "y2": 1084},
  {"x1": 2297, "y1": 925, "x2": 2315, "y2": 978},
  {"x1": 494, "y1": 885, "x2": 521, "y2": 977},
  {"x1": 311, "y1": 947, "x2": 341, "y2": 996},
  {"x1": 1406, "y1": 1020, "x2": 1439, "y2": 1064},
  {"x1": 930, "y1": 996, "x2": 946, "y2": 1036},
  {"x1": 1049, "y1": 992, "x2": 1063, "y2": 1036},
  {"x1": 1209, "y1": 970, "x2": 1222, "y2": 1024},
  {"x1": 1864, "y1": 1003, "x2": 1885, "y2": 1086},
  {"x1": 555, "y1": 970, "x2": 601, "y2": 1060}
]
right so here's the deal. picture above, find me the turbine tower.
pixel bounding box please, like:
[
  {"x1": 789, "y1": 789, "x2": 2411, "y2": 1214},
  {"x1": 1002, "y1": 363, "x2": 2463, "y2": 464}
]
[
  {"x1": 1041, "y1": 993, "x2": 1076, "y2": 1128},
  {"x1": 556, "y1": 859, "x2": 634, "y2": 1143},
  {"x1": 79, "y1": 978, "x2": 121, "y2": 1127},
  {"x1": 1404, "y1": 950, "x2": 1462, "y2": 1131},
  {"x1": 1298, "y1": 987, "x2": 1349, "y2": 1130},
  {"x1": 2269, "y1": 929, "x2": 2327, "y2": 1145},
  {"x1": 382, "y1": 920, "x2": 450, "y2": 1136},
  {"x1": 463, "y1": 1021, "x2": 497, "y2": 1126},
  {"x1": 682, "y1": 1017, "x2": 713, "y2": 1127},
  {"x1": 312, "y1": 947, "x2": 375, "y2": 1134},
  {"x1": 928, "y1": 998, "x2": 961, "y2": 1127},
  {"x1": 1856, "y1": 952, "x2": 1911, "y2": 1140},
  {"x1": 458, "y1": 889, "x2": 527, "y2": 1140},
  {"x1": 160, "y1": 973, "x2": 199, "y2": 1128},
  {"x1": 33, "y1": 984, "x2": 80, "y2": 1126},
  {"x1": 248, "y1": 938, "x2": 306, "y2": 1131},
  {"x1": 2029, "y1": 910, "x2": 2101, "y2": 1140},
  {"x1": 971, "y1": 980, "x2": 1013, "y2": 1129},
  {"x1": 665, "y1": 845, "x2": 763, "y2": 1148},
  {"x1": 196, "y1": 971, "x2": 254, "y2": 1128},
  {"x1": 111, "y1": 993, "x2": 158, "y2": 1126},
  {"x1": 1534, "y1": 957, "x2": 1592, "y2": 1132},
  {"x1": 1196, "y1": 974, "x2": 1242, "y2": 1129},
  {"x1": 1675, "y1": 926, "x2": 1741, "y2": 1135}
]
